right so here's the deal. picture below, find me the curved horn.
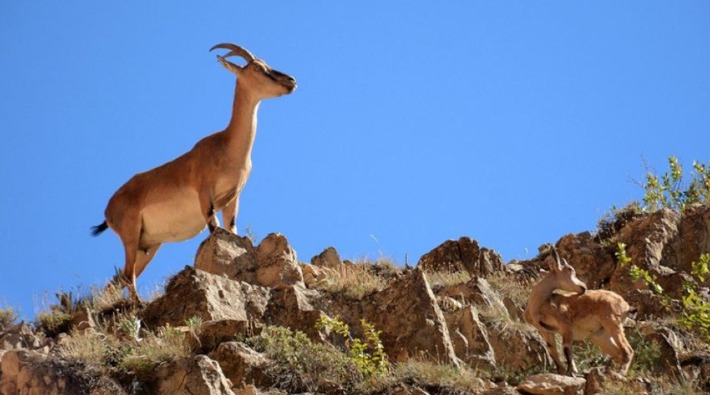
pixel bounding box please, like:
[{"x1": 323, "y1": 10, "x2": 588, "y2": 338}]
[{"x1": 210, "y1": 43, "x2": 255, "y2": 63}]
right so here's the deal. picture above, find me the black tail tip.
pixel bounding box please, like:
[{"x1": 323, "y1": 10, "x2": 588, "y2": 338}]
[{"x1": 91, "y1": 221, "x2": 109, "y2": 237}]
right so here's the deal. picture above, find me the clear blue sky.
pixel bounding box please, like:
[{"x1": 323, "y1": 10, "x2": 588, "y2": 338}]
[{"x1": 1, "y1": 2, "x2": 709, "y2": 318}]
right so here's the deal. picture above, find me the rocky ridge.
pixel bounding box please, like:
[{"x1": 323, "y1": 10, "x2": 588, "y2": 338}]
[{"x1": 1, "y1": 204, "x2": 710, "y2": 394}]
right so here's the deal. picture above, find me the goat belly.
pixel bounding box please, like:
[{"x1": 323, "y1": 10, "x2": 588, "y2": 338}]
[{"x1": 140, "y1": 198, "x2": 206, "y2": 244}]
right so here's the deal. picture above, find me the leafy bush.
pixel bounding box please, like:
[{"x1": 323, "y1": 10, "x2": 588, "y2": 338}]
[
  {"x1": 642, "y1": 156, "x2": 709, "y2": 212},
  {"x1": 316, "y1": 315, "x2": 389, "y2": 378},
  {"x1": 679, "y1": 254, "x2": 710, "y2": 342},
  {"x1": 248, "y1": 325, "x2": 362, "y2": 393}
]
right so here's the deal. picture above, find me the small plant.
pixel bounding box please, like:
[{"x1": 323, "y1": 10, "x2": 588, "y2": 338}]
[
  {"x1": 617, "y1": 242, "x2": 663, "y2": 294},
  {"x1": 0, "y1": 306, "x2": 18, "y2": 330},
  {"x1": 641, "y1": 156, "x2": 710, "y2": 212},
  {"x1": 615, "y1": 242, "x2": 633, "y2": 267},
  {"x1": 120, "y1": 324, "x2": 190, "y2": 376},
  {"x1": 628, "y1": 265, "x2": 664, "y2": 295},
  {"x1": 679, "y1": 254, "x2": 710, "y2": 342},
  {"x1": 36, "y1": 310, "x2": 73, "y2": 337},
  {"x1": 316, "y1": 315, "x2": 390, "y2": 378}
]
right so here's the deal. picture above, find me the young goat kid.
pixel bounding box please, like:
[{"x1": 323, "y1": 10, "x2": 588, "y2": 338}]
[
  {"x1": 92, "y1": 43, "x2": 296, "y2": 302},
  {"x1": 524, "y1": 244, "x2": 634, "y2": 376}
]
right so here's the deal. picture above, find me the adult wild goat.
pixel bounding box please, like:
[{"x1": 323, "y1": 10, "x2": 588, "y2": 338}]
[
  {"x1": 92, "y1": 43, "x2": 296, "y2": 301},
  {"x1": 524, "y1": 244, "x2": 634, "y2": 376}
]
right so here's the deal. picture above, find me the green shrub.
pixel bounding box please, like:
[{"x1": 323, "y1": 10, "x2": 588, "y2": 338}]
[
  {"x1": 642, "y1": 156, "x2": 709, "y2": 212},
  {"x1": 679, "y1": 254, "x2": 710, "y2": 342},
  {"x1": 248, "y1": 325, "x2": 361, "y2": 393},
  {"x1": 316, "y1": 315, "x2": 389, "y2": 378}
]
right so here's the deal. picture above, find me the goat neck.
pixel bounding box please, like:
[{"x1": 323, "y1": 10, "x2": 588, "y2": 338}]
[{"x1": 225, "y1": 79, "x2": 261, "y2": 162}]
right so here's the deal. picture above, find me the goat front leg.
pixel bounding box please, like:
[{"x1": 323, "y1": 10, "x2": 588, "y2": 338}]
[
  {"x1": 198, "y1": 190, "x2": 220, "y2": 232},
  {"x1": 222, "y1": 195, "x2": 239, "y2": 234},
  {"x1": 561, "y1": 330, "x2": 578, "y2": 376}
]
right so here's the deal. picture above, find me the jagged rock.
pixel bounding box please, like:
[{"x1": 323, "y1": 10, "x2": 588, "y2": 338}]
[
  {"x1": 418, "y1": 237, "x2": 504, "y2": 277},
  {"x1": 153, "y1": 355, "x2": 234, "y2": 395},
  {"x1": 612, "y1": 208, "x2": 681, "y2": 297},
  {"x1": 254, "y1": 233, "x2": 305, "y2": 288},
  {"x1": 141, "y1": 267, "x2": 269, "y2": 328},
  {"x1": 556, "y1": 232, "x2": 616, "y2": 289},
  {"x1": 264, "y1": 285, "x2": 324, "y2": 339},
  {"x1": 195, "y1": 227, "x2": 257, "y2": 279},
  {"x1": 363, "y1": 268, "x2": 460, "y2": 367},
  {"x1": 209, "y1": 342, "x2": 271, "y2": 389},
  {"x1": 1, "y1": 322, "x2": 44, "y2": 351},
  {"x1": 386, "y1": 384, "x2": 430, "y2": 395},
  {"x1": 672, "y1": 203, "x2": 710, "y2": 275},
  {"x1": 583, "y1": 367, "x2": 643, "y2": 395},
  {"x1": 517, "y1": 373, "x2": 585, "y2": 395},
  {"x1": 311, "y1": 246, "x2": 343, "y2": 269},
  {"x1": 0, "y1": 350, "x2": 123, "y2": 395},
  {"x1": 444, "y1": 305, "x2": 496, "y2": 370},
  {"x1": 195, "y1": 229, "x2": 304, "y2": 288}
]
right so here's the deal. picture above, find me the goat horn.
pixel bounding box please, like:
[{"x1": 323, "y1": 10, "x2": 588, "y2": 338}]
[
  {"x1": 549, "y1": 243, "x2": 563, "y2": 269},
  {"x1": 210, "y1": 43, "x2": 255, "y2": 63}
]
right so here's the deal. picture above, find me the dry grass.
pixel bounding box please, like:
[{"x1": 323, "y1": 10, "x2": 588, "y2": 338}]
[
  {"x1": 380, "y1": 360, "x2": 492, "y2": 393},
  {"x1": 0, "y1": 306, "x2": 18, "y2": 330},
  {"x1": 425, "y1": 270, "x2": 472, "y2": 289},
  {"x1": 315, "y1": 260, "x2": 391, "y2": 300}
]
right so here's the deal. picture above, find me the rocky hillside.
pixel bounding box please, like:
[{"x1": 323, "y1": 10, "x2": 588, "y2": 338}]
[{"x1": 1, "y1": 203, "x2": 710, "y2": 394}]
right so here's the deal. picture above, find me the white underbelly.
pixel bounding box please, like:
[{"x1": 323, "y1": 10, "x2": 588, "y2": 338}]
[{"x1": 140, "y1": 191, "x2": 206, "y2": 245}]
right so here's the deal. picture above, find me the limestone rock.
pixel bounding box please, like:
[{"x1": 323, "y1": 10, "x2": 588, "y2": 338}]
[
  {"x1": 418, "y1": 237, "x2": 504, "y2": 276},
  {"x1": 153, "y1": 355, "x2": 234, "y2": 395},
  {"x1": 141, "y1": 267, "x2": 269, "y2": 328},
  {"x1": 485, "y1": 321, "x2": 551, "y2": 375},
  {"x1": 363, "y1": 268, "x2": 460, "y2": 366},
  {"x1": 517, "y1": 373, "x2": 585, "y2": 395}
]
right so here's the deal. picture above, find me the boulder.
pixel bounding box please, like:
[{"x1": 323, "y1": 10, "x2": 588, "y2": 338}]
[
  {"x1": 195, "y1": 229, "x2": 304, "y2": 288},
  {"x1": 153, "y1": 355, "x2": 234, "y2": 395},
  {"x1": 418, "y1": 237, "x2": 504, "y2": 277},
  {"x1": 141, "y1": 267, "x2": 269, "y2": 328},
  {"x1": 363, "y1": 268, "x2": 460, "y2": 366},
  {"x1": 517, "y1": 373, "x2": 585, "y2": 395}
]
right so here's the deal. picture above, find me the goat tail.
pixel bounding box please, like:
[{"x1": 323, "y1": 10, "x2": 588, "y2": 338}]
[{"x1": 91, "y1": 221, "x2": 109, "y2": 237}]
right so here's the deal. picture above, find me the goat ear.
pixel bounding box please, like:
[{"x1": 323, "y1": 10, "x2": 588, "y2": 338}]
[{"x1": 216, "y1": 56, "x2": 243, "y2": 75}]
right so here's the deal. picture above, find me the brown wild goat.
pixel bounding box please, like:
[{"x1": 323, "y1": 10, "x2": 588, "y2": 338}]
[
  {"x1": 524, "y1": 244, "x2": 634, "y2": 376},
  {"x1": 92, "y1": 43, "x2": 296, "y2": 301}
]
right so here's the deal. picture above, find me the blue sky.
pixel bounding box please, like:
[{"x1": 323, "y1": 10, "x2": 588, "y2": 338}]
[{"x1": 1, "y1": 2, "x2": 709, "y2": 318}]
